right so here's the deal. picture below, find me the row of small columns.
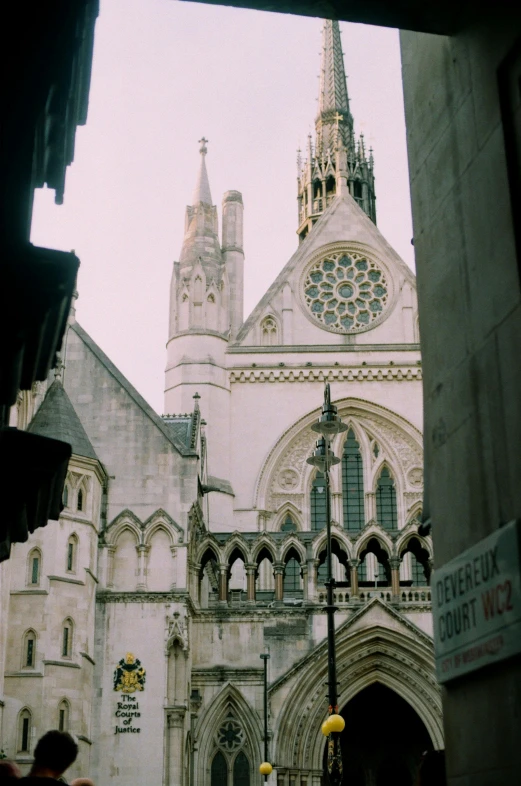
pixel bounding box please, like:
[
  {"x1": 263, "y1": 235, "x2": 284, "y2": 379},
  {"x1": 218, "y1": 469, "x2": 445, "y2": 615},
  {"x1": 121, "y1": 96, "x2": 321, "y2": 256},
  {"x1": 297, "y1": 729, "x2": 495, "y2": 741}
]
[{"x1": 215, "y1": 556, "x2": 404, "y2": 603}]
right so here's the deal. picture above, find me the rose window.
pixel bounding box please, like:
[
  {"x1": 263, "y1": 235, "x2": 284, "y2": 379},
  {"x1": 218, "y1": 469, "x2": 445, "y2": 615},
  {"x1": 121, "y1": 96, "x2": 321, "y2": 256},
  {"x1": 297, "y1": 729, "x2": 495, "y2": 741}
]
[
  {"x1": 303, "y1": 251, "x2": 389, "y2": 332},
  {"x1": 216, "y1": 718, "x2": 244, "y2": 752}
]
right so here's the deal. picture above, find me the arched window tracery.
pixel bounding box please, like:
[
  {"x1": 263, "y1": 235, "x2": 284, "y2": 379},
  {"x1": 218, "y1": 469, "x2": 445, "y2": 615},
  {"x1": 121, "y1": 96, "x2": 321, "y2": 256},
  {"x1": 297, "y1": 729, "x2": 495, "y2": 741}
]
[
  {"x1": 281, "y1": 513, "x2": 297, "y2": 532},
  {"x1": 283, "y1": 547, "x2": 302, "y2": 597},
  {"x1": 376, "y1": 466, "x2": 398, "y2": 530},
  {"x1": 210, "y1": 712, "x2": 251, "y2": 786},
  {"x1": 342, "y1": 429, "x2": 364, "y2": 531},
  {"x1": 310, "y1": 472, "x2": 327, "y2": 531},
  {"x1": 260, "y1": 316, "x2": 278, "y2": 346}
]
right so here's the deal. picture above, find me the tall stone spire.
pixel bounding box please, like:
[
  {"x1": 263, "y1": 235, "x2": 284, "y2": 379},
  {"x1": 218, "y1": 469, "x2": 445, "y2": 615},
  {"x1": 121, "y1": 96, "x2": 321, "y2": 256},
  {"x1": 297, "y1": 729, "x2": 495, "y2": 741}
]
[
  {"x1": 178, "y1": 140, "x2": 222, "y2": 277},
  {"x1": 297, "y1": 20, "x2": 376, "y2": 241},
  {"x1": 316, "y1": 20, "x2": 353, "y2": 155},
  {"x1": 192, "y1": 137, "x2": 212, "y2": 206}
]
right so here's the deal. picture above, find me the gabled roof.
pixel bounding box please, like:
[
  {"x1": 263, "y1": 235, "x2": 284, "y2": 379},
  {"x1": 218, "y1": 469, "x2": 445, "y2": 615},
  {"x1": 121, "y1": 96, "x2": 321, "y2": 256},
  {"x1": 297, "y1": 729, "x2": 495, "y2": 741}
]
[
  {"x1": 71, "y1": 322, "x2": 197, "y2": 457},
  {"x1": 234, "y1": 193, "x2": 416, "y2": 345},
  {"x1": 28, "y1": 380, "x2": 98, "y2": 460},
  {"x1": 269, "y1": 596, "x2": 433, "y2": 695}
]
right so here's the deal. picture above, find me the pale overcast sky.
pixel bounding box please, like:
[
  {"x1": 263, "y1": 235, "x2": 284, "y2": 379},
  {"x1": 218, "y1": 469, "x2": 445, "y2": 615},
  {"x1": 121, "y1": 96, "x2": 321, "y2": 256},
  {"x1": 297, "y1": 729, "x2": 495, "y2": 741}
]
[{"x1": 31, "y1": 0, "x2": 414, "y2": 414}]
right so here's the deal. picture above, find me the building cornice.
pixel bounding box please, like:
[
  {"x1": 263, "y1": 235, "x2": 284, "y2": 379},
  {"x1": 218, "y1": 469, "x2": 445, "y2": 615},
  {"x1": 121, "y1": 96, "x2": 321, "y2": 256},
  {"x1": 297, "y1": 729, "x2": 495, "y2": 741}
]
[
  {"x1": 229, "y1": 365, "x2": 422, "y2": 384},
  {"x1": 228, "y1": 343, "x2": 421, "y2": 354},
  {"x1": 97, "y1": 590, "x2": 190, "y2": 604}
]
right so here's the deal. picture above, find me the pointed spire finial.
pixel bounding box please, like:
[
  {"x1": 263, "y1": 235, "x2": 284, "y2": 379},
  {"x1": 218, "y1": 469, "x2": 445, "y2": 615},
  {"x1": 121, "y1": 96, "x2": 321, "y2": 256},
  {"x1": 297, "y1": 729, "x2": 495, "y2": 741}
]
[{"x1": 192, "y1": 138, "x2": 212, "y2": 206}]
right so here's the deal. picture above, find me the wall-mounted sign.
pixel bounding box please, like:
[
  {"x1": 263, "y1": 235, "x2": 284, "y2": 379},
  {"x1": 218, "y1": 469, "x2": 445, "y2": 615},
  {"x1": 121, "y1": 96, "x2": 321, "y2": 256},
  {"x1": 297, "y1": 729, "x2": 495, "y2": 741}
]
[
  {"x1": 113, "y1": 653, "x2": 146, "y2": 735},
  {"x1": 432, "y1": 519, "x2": 521, "y2": 683}
]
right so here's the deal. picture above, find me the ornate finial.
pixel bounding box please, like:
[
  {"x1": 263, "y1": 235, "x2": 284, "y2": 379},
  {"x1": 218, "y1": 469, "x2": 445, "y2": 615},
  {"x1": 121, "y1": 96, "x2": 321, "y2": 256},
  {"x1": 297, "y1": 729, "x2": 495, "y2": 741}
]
[
  {"x1": 199, "y1": 137, "x2": 208, "y2": 155},
  {"x1": 193, "y1": 392, "x2": 201, "y2": 401}
]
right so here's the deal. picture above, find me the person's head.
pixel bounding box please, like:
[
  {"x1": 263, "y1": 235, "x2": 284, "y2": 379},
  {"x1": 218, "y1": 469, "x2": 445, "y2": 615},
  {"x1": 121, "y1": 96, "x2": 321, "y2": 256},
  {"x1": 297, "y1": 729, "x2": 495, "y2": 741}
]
[
  {"x1": 416, "y1": 749, "x2": 447, "y2": 786},
  {"x1": 0, "y1": 760, "x2": 21, "y2": 780},
  {"x1": 70, "y1": 779, "x2": 95, "y2": 786},
  {"x1": 31, "y1": 731, "x2": 78, "y2": 777}
]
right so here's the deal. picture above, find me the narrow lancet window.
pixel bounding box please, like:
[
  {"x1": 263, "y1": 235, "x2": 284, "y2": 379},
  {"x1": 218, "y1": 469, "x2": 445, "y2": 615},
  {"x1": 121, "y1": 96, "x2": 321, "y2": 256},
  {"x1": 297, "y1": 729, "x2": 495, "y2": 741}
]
[{"x1": 342, "y1": 429, "x2": 364, "y2": 531}]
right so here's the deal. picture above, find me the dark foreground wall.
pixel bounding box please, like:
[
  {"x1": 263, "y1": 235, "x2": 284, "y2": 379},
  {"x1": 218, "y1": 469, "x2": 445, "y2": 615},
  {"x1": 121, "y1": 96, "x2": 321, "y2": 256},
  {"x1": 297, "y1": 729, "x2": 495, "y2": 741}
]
[{"x1": 401, "y1": 15, "x2": 521, "y2": 786}]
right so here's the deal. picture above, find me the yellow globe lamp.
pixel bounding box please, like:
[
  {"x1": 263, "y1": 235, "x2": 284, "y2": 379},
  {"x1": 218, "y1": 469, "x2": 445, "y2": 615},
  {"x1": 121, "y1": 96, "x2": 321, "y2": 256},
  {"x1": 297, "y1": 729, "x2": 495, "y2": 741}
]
[
  {"x1": 321, "y1": 718, "x2": 332, "y2": 736},
  {"x1": 259, "y1": 762, "x2": 273, "y2": 776},
  {"x1": 327, "y1": 714, "x2": 345, "y2": 733}
]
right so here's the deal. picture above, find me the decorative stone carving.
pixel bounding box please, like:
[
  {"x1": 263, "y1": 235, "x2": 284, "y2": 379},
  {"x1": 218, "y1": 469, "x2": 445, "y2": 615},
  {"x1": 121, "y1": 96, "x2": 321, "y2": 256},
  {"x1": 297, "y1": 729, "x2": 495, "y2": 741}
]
[
  {"x1": 407, "y1": 467, "x2": 423, "y2": 487},
  {"x1": 166, "y1": 610, "x2": 189, "y2": 652},
  {"x1": 278, "y1": 468, "x2": 299, "y2": 490}
]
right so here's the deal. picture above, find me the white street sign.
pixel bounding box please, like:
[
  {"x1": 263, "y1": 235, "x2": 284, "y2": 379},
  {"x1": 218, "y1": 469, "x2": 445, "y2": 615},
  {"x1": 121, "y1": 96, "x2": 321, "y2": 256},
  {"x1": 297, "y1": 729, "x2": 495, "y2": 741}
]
[{"x1": 432, "y1": 519, "x2": 521, "y2": 683}]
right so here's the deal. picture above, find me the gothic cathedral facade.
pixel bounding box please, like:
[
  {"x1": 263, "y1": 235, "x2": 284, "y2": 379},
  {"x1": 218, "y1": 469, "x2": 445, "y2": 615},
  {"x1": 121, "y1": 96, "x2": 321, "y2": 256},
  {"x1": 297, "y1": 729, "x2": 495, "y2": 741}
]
[{"x1": 0, "y1": 20, "x2": 441, "y2": 786}]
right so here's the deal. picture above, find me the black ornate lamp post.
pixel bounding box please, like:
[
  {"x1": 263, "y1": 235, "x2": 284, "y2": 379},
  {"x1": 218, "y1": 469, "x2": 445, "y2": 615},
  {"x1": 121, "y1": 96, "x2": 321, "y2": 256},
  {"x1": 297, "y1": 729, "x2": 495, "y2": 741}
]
[
  {"x1": 259, "y1": 652, "x2": 272, "y2": 781},
  {"x1": 307, "y1": 384, "x2": 347, "y2": 785}
]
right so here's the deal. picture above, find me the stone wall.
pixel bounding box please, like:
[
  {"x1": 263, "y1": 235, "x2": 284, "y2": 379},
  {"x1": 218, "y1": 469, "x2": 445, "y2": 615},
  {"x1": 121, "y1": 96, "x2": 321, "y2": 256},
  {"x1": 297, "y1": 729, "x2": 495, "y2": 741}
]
[{"x1": 401, "y1": 14, "x2": 521, "y2": 785}]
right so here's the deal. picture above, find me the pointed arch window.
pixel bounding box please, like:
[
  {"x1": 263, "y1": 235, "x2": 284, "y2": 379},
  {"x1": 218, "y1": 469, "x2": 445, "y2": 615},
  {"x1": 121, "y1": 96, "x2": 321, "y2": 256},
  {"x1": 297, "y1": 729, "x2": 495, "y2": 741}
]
[
  {"x1": 342, "y1": 429, "x2": 365, "y2": 531},
  {"x1": 283, "y1": 556, "x2": 302, "y2": 596},
  {"x1": 67, "y1": 534, "x2": 78, "y2": 573},
  {"x1": 233, "y1": 752, "x2": 250, "y2": 786},
  {"x1": 376, "y1": 467, "x2": 398, "y2": 530},
  {"x1": 23, "y1": 630, "x2": 36, "y2": 668},
  {"x1": 260, "y1": 316, "x2": 278, "y2": 346},
  {"x1": 18, "y1": 709, "x2": 32, "y2": 753},
  {"x1": 76, "y1": 487, "x2": 84, "y2": 512},
  {"x1": 281, "y1": 514, "x2": 297, "y2": 532},
  {"x1": 62, "y1": 619, "x2": 73, "y2": 658},
  {"x1": 310, "y1": 472, "x2": 327, "y2": 531},
  {"x1": 211, "y1": 751, "x2": 227, "y2": 786},
  {"x1": 58, "y1": 699, "x2": 70, "y2": 732},
  {"x1": 28, "y1": 548, "x2": 41, "y2": 586},
  {"x1": 62, "y1": 483, "x2": 69, "y2": 508}
]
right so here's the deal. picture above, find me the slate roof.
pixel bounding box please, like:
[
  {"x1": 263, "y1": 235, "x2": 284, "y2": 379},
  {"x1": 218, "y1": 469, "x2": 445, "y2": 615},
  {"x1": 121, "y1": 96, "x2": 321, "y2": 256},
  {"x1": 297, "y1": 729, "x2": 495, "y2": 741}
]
[
  {"x1": 27, "y1": 380, "x2": 98, "y2": 460},
  {"x1": 162, "y1": 417, "x2": 192, "y2": 449}
]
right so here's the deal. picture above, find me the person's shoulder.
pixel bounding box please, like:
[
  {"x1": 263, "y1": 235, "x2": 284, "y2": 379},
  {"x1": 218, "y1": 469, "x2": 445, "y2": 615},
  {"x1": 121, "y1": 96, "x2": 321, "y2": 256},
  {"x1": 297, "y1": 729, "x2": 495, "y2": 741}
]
[{"x1": 19, "y1": 778, "x2": 63, "y2": 785}]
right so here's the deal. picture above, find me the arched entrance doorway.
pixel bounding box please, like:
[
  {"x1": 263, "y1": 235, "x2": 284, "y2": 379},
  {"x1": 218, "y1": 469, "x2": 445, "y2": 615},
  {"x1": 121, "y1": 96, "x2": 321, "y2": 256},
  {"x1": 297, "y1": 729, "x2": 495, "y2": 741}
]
[{"x1": 323, "y1": 683, "x2": 432, "y2": 785}]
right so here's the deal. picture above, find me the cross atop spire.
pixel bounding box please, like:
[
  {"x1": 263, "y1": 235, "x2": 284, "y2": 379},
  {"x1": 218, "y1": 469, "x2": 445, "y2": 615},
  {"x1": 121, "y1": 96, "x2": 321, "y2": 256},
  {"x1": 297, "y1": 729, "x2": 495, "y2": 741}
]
[
  {"x1": 192, "y1": 138, "x2": 212, "y2": 206},
  {"x1": 296, "y1": 20, "x2": 377, "y2": 240},
  {"x1": 316, "y1": 20, "x2": 353, "y2": 154}
]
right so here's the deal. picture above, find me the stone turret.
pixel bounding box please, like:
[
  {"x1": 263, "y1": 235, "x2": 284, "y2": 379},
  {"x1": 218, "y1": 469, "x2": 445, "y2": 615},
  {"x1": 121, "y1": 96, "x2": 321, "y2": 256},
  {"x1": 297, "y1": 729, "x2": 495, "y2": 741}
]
[
  {"x1": 297, "y1": 20, "x2": 377, "y2": 241},
  {"x1": 169, "y1": 139, "x2": 228, "y2": 337},
  {"x1": 222, "y1": 190, "x2": 244, "y2": 340},
  {"x1": 165, "y1": 141, "x2": 243, "y2": 505}
]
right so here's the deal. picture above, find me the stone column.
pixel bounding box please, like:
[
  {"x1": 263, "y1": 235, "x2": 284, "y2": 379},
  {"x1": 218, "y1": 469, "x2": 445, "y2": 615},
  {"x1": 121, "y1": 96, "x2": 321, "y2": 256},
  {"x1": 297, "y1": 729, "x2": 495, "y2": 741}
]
[
  {"x1": 390, "y1": 557, "x2": 401, "y2": 598},
  {"x1": 307, "y1": 559, "x2": 319, "y2": 602},
  {"x1": 170, "y1": 546, "x2": 177, "y2": 590},
  {"x1": 105, "y1": 545, "x2": 116, "y2": 589},
  {"x1": 218, "y1": 563, "x2": 229, "y2": 603},
  {"x1": 246, "y1": 564, "x2": 257, "y2": 603},
  {"x1": 349, "y1": 559, "x2": 360, "y2": 598},
  {"x1": 274, "y1": 563, "x2": 284, "y2": 602},
  {"x1": 136, "y1": 545, "x2": 149, "y2": 591},
  {"x1": 301, "y1": 564, "x2": 308, "y2": 602},
  {"x1": 365, "y1": 491, "x2": 376, "y2": 522},
  {"x1": 166, "y1": 708, "x2": 185, "y2": 786}
]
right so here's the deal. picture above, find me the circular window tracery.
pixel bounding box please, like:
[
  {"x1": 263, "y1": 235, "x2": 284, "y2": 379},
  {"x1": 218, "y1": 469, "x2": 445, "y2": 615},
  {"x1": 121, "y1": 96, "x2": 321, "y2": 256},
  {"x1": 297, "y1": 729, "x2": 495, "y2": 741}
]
[
  {"x1": 216, "y1": 718, "x2": 245, "y2": 752},
  {"x1": 302, "y1": 250, "x2": 390, "y2": 333}
]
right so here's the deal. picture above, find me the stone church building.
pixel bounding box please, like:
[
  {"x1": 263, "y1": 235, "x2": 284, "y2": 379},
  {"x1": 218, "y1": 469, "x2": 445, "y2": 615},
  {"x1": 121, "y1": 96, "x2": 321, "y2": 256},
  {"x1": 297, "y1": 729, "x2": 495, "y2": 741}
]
[{"x1": 0, "y1": 20, "x2": 441, "y2": 786}]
